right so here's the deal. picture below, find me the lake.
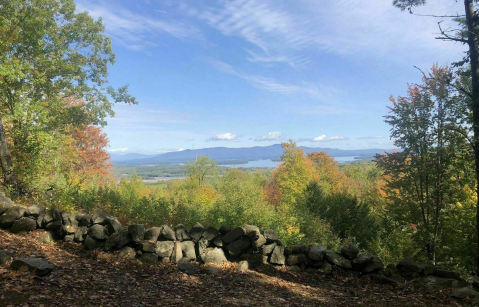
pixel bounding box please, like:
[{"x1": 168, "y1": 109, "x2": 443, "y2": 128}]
[{"x1": 220, "y1": 156, "x2": 359, "y2": 168}]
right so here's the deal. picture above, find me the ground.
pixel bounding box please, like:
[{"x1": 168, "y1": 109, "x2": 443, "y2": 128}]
[{"x1": 0, "y1": 230, "x2": 466, "y2": 307}]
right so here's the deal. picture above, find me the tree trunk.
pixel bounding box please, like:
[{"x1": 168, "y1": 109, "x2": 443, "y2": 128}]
[
  {"x1": 0, "y1": 112, "x2": 18, "y2": 197},
  {"x1": 464, "y1": 0, "x2": 479, "y2": 271}
]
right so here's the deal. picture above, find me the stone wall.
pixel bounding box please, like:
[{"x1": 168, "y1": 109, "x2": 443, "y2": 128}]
[{"x1": 0, "y1": 193, "x2": 473, "y2": 291}]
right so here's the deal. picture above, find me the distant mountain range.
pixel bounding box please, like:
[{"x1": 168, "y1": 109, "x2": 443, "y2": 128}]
[{"x1": 110, "y1": 144, "x2": 393, "y2": 165}]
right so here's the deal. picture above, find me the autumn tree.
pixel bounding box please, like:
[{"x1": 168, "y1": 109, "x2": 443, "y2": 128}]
[
  {"x1": 183, "y1": 156, "x2": 218, "y2": 187},
  {"x1": 0, "y1": 0, "x2": 136, "y2": 197},
  {"x1": 308, "y1": 151, "x2": 346, "y2": 194}
]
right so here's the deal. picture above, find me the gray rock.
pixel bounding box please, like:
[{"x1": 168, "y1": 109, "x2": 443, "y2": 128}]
[
  {"x1": 78, "y1": 214, "x2": 92, "y2": 227},
  {"x1": 287, "y1": 265, "x2": 301, "y2": 272},
  {"x1": 44, "y1": 220, "x2": 62, "y2": 230},
  {"x1": 212, "y1": 236, "x2": 223, "y2": 247},
  {"x1": 219, "y1": 225, "x2": 231, "y2": 235},
  {"x1": 36, "y1": 212, "x2": 44, "y2": 228},
  {"x1": 244, "y1": 224, "x2": 260, "y2": 240},
  {"x1": 0, "y1": 206, "x2": 25, "y2": 228},
  {"x1": 37, "y1": 231, "x2": 56, "y2": 244},
  {"x1": 140, "y1": 253, "x2": 158, "y2": 264},
  {"x1": 104, "y1": 227, "x2": 130, "y2": 251},
  {"x1": 341, "y1": 245, "x2": 359, "y2": 259},
  {"x1": 118, "y1": 246, "x2": 136, "y2": 260},
  {"x1": 197, "y1": 237, "x2": 209, "y2": 256},
  {"x1": 62, "y1": 224, "x2": 77, "y2": 234},
  {"x1": 319, "y1": 261, "x2": 333, "y2": 275},
  {"x1": 396, "y1": 257, "x2": 421, "y2": 277},
  {"x1": 435, "y1": 269, "x2": 460, "y2": 280},
  {"x1": 177, "y1": 257, "x2": 197, "y2": 275},
  {"x1": 451, "y1": 287, "x2": 479, "y2": 300},
  {"x1": 25, "y1": 205, "x2": 44, "y2": 217},
  {"x1": 352, "y1": 253, "x2": 373, "y2": 271},
  {"x1": 285, "y1": 245, "x2": 309, "y2": 255},
  {"x1": 201, "y1": 265, "x2": 223, "y2": 275},
  {"x1": 468, "y1": 276, "x2": 479, "y2": 291},
  {"x1": 106, "y1": 218, "x2": 122, "y2": 235},
  {"x1": 421, "y1": 263, "x2": 437, "y2": 276},
  {"x1": 63, "y1": 234, "x2": 74, "y2": 242},
  {"x1": 227, "y1": 237, "x2": 251, "y2": 258},
  {"x1": 144, "y1": 227, "x2": 161, "y2": 243},
  {"x1": 52, "y1": 209, "x2": 62, "y2": 221},
  {"x1": 384, "y1": 263, "x2": 398, "y2": 277},
  {"x1": 262, "y1": 242, "x2": 277, "y2": 255},
  {"x1": 181, "y1": 241, "x2": 196, "y2": 260},
  {"x1": 309, "y1": 245, "x2": 327, "y2": 261},
  {"x1": 66, "y1": 214, "x2": 78, "y2": 227},
  {"x1": 0, "y1": 193, "x2": 14, "y2": 215},
  {"x1": 270, "y1": 246, "x2": 286, "y2": 265},
  {"x1": 174, "y1": 224, "x2": 190, "y2": 241},
  {"x1": 91, "y1": 210, "x2": 108, "y2": 225},
  {"x1": 128, "y1": 224, "x2": 145, "y2": 243},
  {"x1": 202, "y1": 247, "x2": 227, "y2": 265},
  {"x1": 155, "y1": 241, "x2": 174, "y2": 258},
  {"x1": 61, "y1": 211, "x2": 71, "y2": 222},
  {"x1": 263, "y1": 229, "x2": 279, "y2": 241},
  {"x1": 222, "y1": 227, "x2": 246, "y2": 244},
  {"x1": 10, "y1": 217, "x2": 36, "y2": 233},
  {"x1": 141, "y1": 241, "x2": 157, "y2": 253},
  {"x1": 74, "y1": 226, "x2": 88, "y2": 243},
  {"x1": 287, "y1": 254, "x2": 307, "y2": 266},
  {"x1": 325, "y1": 251, "x2": 352, "y2": 269},
  {"x1": 237, "y1": 260, "x2": 249, "y2": 272},
  {"x1": 189, "y1": 222, "x2": 205, "y2": 241},
  {"x1": 10, "y1": 258, "x2": 54, "y2": 276},
  {"x1": 171, "y1": 241, "x2": 183, "y2": 263},
  {"x1": 422, "y1": 276, "x2": 469, "y2": 292},
  {"x1": 202, "y1": 227, "x2": 219, "y2": 241},
  {"x1": 0, "y1": 250, "x2": 12, "y2": 265},
  {"x1": 42, "y1": 208, "x2": 56, "y2": 225},
  {"x1": 362, "y1": 256, "x2": 383, "y2": 274},
  {"x1": 88, "y1": 224, "x2": 108, "y2": 241},
  {"x1": 84, "y1": 235, "x2": 104, "y2": 250},
  {"x1": 159, "y1": 223, "x2": 176, "y2": 241},
  {"x1": 252, "y1": 234, "x2": 266, "y2": 249}
]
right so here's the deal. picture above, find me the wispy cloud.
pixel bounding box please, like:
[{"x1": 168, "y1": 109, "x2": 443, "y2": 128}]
[
  {"x1": 297, "y1": 135, "x2": 349, "y2": 142},
  {"x1": 108, "y1": 148, "x2": 129, "y2": 152},
  {"x1": 358, "y1": 136, "x2": 385, "y2": 139},
  {"x1": 254, "y1": 131, "x2": 283, "y2": 141},
  {"x1": 76, "y1": 1, "x2": 203, "y2": 52},
  {"x1": 157, "y1": 148, "x2": 185, "y2": 154},
  {"x1": 207, "y1": 133, "x2": 239, "y2": 142}
]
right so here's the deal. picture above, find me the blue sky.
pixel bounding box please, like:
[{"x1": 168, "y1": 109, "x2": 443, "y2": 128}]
[{"x1": 75, "y1": 0, "x2": 466, "y2": 154}]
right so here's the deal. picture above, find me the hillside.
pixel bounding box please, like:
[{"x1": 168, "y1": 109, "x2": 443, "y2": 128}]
[
  {"x1": 112, "y1": 144, "x2": 393, "y2": 165},
  {"x1": 0, "y1": 229, "x2": 461, "y2": 307}
]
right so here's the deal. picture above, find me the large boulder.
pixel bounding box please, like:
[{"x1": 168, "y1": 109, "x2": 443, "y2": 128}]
[
  {"x1": 44, "y1": 220, "x2": 62, "y2": 230},
  {"x1": 222, "y1": 227, "x2": 246, "y2": 244},
  {"x1": 435, "y1": 269, "x2": 460, "y2": 280},
  {"x1": 174, "y1": 224, "x2": 190, "y2": 241},
  {"x1": 309, "y1": 245, "x2": 327, "y2": 261},
  {"x1": 197, "y1": 237, "x2": 209, "y2": 257},
  {"x1": 0, "y1": 250, "x2": 12, "y2": 265},
  {"x1": 84, "y1": 235, "x2": 104, "y2": 250},
  {"x1": 252, "y1": 234, "x2": 266, "y2": 249},
  {"x1": 78, "y1": 214, "x2": 92, "y2": 227},
  {"x1": 189, "y1": 222, "x2": 205, "y2": 241},
  {"x1": 244, "y1": 225, "x2": 260, "y2": 240},
  {"x1": 181, "y1": 241, "x2": 196, "y2": 260},
  {"x1": 262, "y1": 242, "x2": 277, "y2": 255},
  {"x1": 37, "y1": 231, "x2": 56, "y2": 244},
  {"x1": 451, "y1": 287, "x2": 479, "y2": 300},
  {"x1": 106, "y1": 218, "x2": 122, "y2": 235},
  {"x1": 0, "y1": 206, "x2": 25, "y2": 228},
  {"x1": 141, "y1": 241, "x2": 157, "y2": 253},
  {"x1": 177, "y1": 257, "x2": 197, "y2": 275},
  {"x1": 396, "y1": 257, "x2": 421, "y2": 277},
  {"x1": 287, "y1": 254, "x2": 307, "y2": 266},
  {"x1": 74, "y1": 226, "x2": 88, "y2": 243},
  {"x1": 171, "y1": 241, "x2": 183, "y2": 263},
  {"x1": 263, "y1": 229, "x2": 279, "y2": 242},
  {"x1": 325, "y1": 251, "x2": 352, "y2": 269},
  {"x1": 421, "y1": 276, "x2": 468, "y2": 292},
  {"x1": 140, "y1": 253, "x2": 158, "y2": 264},
  {"x1": 10, "y1": 258, "x2": 54, "y2": 276},
  {"x1": 285, "y1": 245, "x2": 309, "y2": 255},
  {"x1": 352, "y1": 253, "x2": 373, "y2": 271},
  {"x1": 91, "y1": 210, "x2": 108, "y2": 225},
  {"x1": 104, "y1": 227, "x2": 129, "y2": 251},
  {"x1": 212, "y1": 236, "x2": 224, "y2": 247},
  {"x1": 0, "y1": 193, "x2": 14, "y2": 215},
  {"x1": 88, "y1": 224, "x2": 108, "y2": 241},
  {"x1": 159, "y1": 223, "x2": 176, "y2": 241},
  {"x1": 270, "y1": 246, "x2": 286, "y2": 265},
  {"x1": 118, "y1": 246, "x2": 136, "y2": 260},
  {"x1": 219, "y1": 226, "x2": 231, "y2": 235},
  {"x1": 10, "y1": 217, "x2": 36, "y2": 233},
  {"x1": 128, "y1": 224, "x2": 145, "y2": 243},
  {"x1": 341, "y1": 245, "x2": 359, "y2": 259},
  {"x1": 62, "y1": 224, "x2": 77, "y2": 235},
  {"x1": 155, "y1": 241, "x2": 175, "y2": 258},
  {"x1": 362, "y1": 256, "x2": 383, "y2": 274},
  {"x1": 227, "y1": 237, "x2": 251, "y2": 258},
  {"x1": 144, "y1": 227, "x2": 161, "y2": 243},
  {"x1": 202, "y1": 227, "x2": 219, "y2": 241},
  {"x1": 202, "y1": 247, "x2": 227, "y2": 265},
  {"x1": 25, "y1": 205, "x2": 44, "y2": 217}
]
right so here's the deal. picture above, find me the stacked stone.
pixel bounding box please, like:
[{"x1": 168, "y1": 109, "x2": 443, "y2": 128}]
[{"x1": 0, "y1": 193, "x2": 468, "y2": 287}]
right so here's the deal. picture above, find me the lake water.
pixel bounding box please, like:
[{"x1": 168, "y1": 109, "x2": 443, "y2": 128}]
[{"x1": 220, "y1": 156, "x2": 359, "y2": 168}]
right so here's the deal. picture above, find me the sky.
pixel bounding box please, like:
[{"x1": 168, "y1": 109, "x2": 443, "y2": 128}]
[{"x1": 74, "y1": 0, "x2": 467, "y2": 155}]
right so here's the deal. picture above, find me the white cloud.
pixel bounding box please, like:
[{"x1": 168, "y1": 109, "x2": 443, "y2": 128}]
[
  {"x1": 207, "y1": 133, "x2": 239, "y2": 142},
  {"x1": 358, "y1": 136, "x2": 385, "y2": 139},
  {"x1": 313, "y1": 135, "x2": 326, "y2": 142},
  {"x1": 157, "y1": 148, "x2": 186, "y2": 154},
  {"x1": 328, "y1": 136, "x2": 348, "y2": 141},
  {"x1": 75, "y1": 1, "x2": 203, "y2": 52},
  {"x1": 254, "y1": 131, "x2": 283, "y2": 141},
  {"x1": 109, "y1": 148, "x2": 129, "y2": 152}
]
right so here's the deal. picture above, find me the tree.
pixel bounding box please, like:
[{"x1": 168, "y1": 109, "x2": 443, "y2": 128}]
[
  {"x1": 183, "y1": 156, "x2": 218, "y2": 187},
  {"x1": 0, "y1": 0, "x2": 136, "y2": 196},
  {"x1": 376, "y1": 65, "x2": 473, "y2": 263},
  {"x1": 308, "y1": 151, "x2": 346, "y2": 194},
  {"x1": 393, "y1": 0, "x2": 479, "y2": 270}
]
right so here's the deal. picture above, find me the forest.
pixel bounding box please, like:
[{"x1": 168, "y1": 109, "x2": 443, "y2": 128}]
[{"x1": 1, "y1": 0, "x2": 479, "y2": 281}]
